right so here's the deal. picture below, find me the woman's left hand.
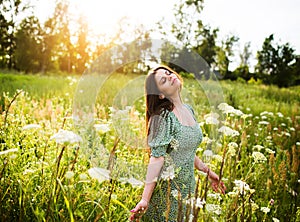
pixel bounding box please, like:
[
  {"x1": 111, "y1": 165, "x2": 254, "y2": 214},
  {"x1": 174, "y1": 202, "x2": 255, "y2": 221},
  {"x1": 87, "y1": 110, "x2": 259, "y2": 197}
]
[{"x1": 208, "y1": 170, "x2": 226, "y2": 194}]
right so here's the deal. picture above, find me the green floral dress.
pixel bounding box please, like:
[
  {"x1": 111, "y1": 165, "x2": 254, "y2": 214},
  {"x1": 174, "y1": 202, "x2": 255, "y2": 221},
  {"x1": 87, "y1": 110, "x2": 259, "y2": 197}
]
[{"x1": 142, "y1": 105, "x2": 203, "y2": 222}]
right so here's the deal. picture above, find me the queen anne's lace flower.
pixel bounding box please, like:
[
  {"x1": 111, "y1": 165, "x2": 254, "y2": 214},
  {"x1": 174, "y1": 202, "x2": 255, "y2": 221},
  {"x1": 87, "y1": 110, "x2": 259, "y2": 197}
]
[
  {"x1": 88, "y1": 167, "x2": 110, "y2": 183},
  {"x1": 218, "y1": 126, "x2": 240, "y2": 137},
  {"x1": 252, "y1": 151, "x2": 267, "y2": 163},
  {"x1": 50, "y1": 129, "x2": 82, "y2": 144},
  {"x1": 161, "y1": 165, "x2": 175, "y2": 180}
]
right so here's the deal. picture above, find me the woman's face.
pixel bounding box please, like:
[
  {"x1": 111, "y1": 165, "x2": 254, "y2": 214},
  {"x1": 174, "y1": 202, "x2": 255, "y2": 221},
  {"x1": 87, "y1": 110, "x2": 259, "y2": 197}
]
[{"x1": 154, "y1": 68, "x2": 181, "y2": 97}]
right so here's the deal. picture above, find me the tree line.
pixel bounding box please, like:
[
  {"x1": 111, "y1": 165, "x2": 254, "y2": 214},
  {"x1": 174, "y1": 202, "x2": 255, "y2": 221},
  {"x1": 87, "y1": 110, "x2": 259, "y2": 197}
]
[{"x1": 1, "y1": 0, "x2": 299, "y2": 87}]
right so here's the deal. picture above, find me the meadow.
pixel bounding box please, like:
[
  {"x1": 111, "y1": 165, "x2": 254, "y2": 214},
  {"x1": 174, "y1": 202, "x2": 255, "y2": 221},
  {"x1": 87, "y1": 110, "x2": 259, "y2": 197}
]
[{"x1": 0, "y1": 72, "x2": 299, "y2": 222}]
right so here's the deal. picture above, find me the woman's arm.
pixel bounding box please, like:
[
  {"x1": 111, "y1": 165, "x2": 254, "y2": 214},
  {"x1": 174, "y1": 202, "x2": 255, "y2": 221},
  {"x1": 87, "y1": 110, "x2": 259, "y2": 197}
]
[
  {"x1": 130, "y1": 156, "x2": 164, "y2": 220},
  {"x1": 194, "y1": 155, "x2": 226, "y2": 194}
]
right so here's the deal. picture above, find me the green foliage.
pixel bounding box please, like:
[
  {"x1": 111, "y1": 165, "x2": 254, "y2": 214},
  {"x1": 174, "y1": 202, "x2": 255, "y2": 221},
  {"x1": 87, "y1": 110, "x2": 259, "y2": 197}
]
[{"x1": 256, "y1": 34, "x2": 297, "y2": 87}]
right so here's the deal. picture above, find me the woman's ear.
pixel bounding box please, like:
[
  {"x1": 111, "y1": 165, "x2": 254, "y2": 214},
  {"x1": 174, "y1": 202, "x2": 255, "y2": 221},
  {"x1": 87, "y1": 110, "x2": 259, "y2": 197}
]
[{"x1": 159, "y1": 94, "x2": 165, "y2": 99}]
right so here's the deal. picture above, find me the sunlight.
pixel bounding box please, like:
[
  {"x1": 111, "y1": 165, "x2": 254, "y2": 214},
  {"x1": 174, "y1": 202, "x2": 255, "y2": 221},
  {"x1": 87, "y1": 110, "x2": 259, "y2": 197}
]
[{"x1": 70, "y1": 0, "x2": 175, "y2": 39}]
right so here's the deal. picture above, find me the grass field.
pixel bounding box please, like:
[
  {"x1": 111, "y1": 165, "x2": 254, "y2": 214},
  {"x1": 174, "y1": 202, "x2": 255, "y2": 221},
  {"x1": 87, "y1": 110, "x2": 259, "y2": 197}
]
[{"x1": 0, "y1": 72, "x2": 299, "y2": 221}]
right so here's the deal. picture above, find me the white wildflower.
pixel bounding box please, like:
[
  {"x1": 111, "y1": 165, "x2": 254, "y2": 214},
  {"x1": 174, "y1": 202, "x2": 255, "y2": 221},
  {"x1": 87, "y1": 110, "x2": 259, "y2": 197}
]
[
  {"x1": 88, "y1": 167, "x2": 110, "y2": 183},
  {"x1": 296, "y1": 142, "x2": 300, "y2": 146},
  {"x1": 218, "y1": 126, "x2": 240, "y2": 137},
  {"x1": 272, "y1": 218, "x2": 280, "y2": 222},
  {"x1": 207, "y1": 193, "x2": 222, "y2": 201},
  {"x1": 213, "y1": 154, "x2": 223, "y2": 162},
  {"x1": 23, "y1": 169, "x2": 35, "y2": 175},
  {"x1": 50, "y1": 129, "x2": 82, "y2": 144},
  {"x1": 258, "y1": 121, "x2": 269, "y2": 125},
  {"x1": 261, "y1": 207, "x2": 270, "y2": 214},
  {"x1": 94, "y1": 123, "x2": 110, "y2": 133},
  {"x1": 204, "y1": 113, "x2": 220, "y2": 125},
  {"x1": 170, "y1": 138, "x2": 179, "y2": 150},
  {"x1": 202, "y1": 136, "x2": 213, "y2": 144},
  {"x1": 127, "y1": 177, "x2": 144, "y2": 188},
  {"x1": 290, "y1": 127, "x2": 295, "y2": 131},
  {"x1": 22, "y1": 124, "x2": 41, "y2": 130},
  {"x1": 171, "y1": 189, "x2": 178, "y2": 199},
  {"x1": 252, "y1": 151, "x2": 267, "y2": 163},
  {"x1": 161, "y1": 165, "x2": 175, "y2": 180},
  {"x1": 79, "y1": 173, "x2": 89, "y2": 181},
  {"x1": 195, "y1": 198, "x2": 206, "y2": 208},
  {"x1": 233, "y1": 180, "x2": 252, "y2": 195},
  {"x1": 65, "y1": 171, "x2": 75, "y2": 179},
  {"x1": 0, "y1": 148, "x2": 18, "y2": 156},
  {"x1": 203, "y1": 149, "x2": 213, "y2": 163},
  {"x1": 253, "y1": 145, "x2": 264, "y2": 151},
  {"x1": 277, "y1": 112, "x2": 284, "y2": 118},
  {"x1": 228, "y1": 142, "x2": 238, "y2": 157},
  {"x1": 284, "y1": 132, "x2": 291, "y2": 137},
  {"x1": 266, "y1": 148, "x2": 275, "y2": 154},
  {"x1": 205, "y1": 116, "x2": 220, "y2": 125},
  {"x1": 188, "y1": 214, "x2": 194, "y2": 222},
  {"x1": 206, "y1": 204, "x2": 222, "y2": 215}
]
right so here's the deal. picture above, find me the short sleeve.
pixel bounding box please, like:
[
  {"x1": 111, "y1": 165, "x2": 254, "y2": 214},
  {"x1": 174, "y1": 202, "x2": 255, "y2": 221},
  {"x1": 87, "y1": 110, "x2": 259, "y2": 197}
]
[{"x1": 148, "y1": 111, "x2": 173, "y2": 157}]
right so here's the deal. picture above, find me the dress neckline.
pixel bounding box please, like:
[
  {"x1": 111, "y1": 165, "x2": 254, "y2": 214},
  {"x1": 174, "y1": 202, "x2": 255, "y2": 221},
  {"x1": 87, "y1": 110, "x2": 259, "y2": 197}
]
[{"x1": 170, "y1": 106, "x2": 198, "y2": 127}]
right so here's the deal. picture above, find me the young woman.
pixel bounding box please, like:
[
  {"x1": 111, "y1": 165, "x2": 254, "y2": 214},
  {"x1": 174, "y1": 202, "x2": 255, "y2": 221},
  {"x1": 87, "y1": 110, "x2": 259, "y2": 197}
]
[{"x1": 130, "y1": 65, "x2": 225, "y2": 221}]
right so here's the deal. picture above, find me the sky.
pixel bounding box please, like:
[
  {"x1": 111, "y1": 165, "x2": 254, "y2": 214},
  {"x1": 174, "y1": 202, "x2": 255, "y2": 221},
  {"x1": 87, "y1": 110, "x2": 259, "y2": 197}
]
[{"x1": 30, "y1": 0, "x2": 300, "y2": 69}]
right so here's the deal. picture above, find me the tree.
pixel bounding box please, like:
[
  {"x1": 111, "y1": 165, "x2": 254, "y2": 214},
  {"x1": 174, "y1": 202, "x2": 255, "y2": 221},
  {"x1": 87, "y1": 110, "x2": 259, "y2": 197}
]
[
  {"x1": 215, "y1": 35, "x2": 239, "y2": 76},
  {"x1": 256, "y1": 34, "x2": 296, "y2": 87},
  {"x1": 15, "y1": 16, "x2": 43, "y2": 73},
  {"x1": 0, "y1": 0, "x2": 26, "y2": 69}
]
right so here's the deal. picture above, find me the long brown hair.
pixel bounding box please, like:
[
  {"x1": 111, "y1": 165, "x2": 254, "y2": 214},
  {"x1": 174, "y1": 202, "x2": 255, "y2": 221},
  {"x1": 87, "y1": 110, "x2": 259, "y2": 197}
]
[{"x1": 145, "y1": 65, "x2": 183, "y2": 131}]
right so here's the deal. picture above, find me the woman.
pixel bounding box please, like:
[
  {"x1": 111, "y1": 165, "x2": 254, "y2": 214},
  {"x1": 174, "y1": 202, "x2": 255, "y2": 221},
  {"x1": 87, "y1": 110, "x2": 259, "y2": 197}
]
[{"x1": 130, "y1": 65, "x2": 225, "y2": 221}]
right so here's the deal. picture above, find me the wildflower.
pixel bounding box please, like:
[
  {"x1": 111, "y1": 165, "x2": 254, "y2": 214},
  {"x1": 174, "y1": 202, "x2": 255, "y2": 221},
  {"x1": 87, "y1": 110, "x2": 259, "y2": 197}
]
[
  {"x1": 272, "y1": 218, "x2": 280, "y2": 222},
  {"x1": 252, "y1": 151, "x2": 267, "y2": 163},
  {"x1": 205, "y1": 116, "x2": 220, "y2": 125},
  {"x1": 22, "y1": 124, "x2": 41, "y2": 130},
  {"x1": 217, "y1": 103, "x2": 243, "y2": 116},
  {"x1": 228, "y1": 142, "x2": 238, "y2": 156},
  {"x1": 266, "y1": 148, "x2": 275, "y2": 154},
  {"x1": 65, "y1": 171, "x2": 75, "y2": 179},
  {"x1": 253, "y1": 145, "x2": 264, "y2": 151},
  {"x1": 218, "y1": 126, "x2": 239, "y2": 137},
  {"x1": 205, "y1": 204, "x2": 222, "y2": 215},
  {"x1": 23, "y1": 169, "x2": 35, "y2": 175},
  {"x1": 0, "y1": 148, "x2": 18, "y2": 156},
  {"x1": 290, "y1": 127, "x2": 295, "y2": 131},
  {"x1": 260, "y1": 207, "x2": 270, "y2": 214},
  {"x1": 233, "y1": 180, "x2": 253, "y2": 195},
  {"x1": 277, "y1": 112, "x2": 284, "y2": 118},
  {"x1": 258, "y1": 121, "x2": 269, "y2": 125},
  {"x1": 170, "y1": 138, "x2": 179, "y2": 150},
  {"x1": 50, "y1": 129, "x2": 82, "y2": 144},
  {"x1": 202, "y1": 136, "x2": 213, "y2": 144},
  {"x1": 203, "y1": 149, "x2": 213, "y2": 163},
  {"x1": 204, "y1": 113, "x2": 220, "y2": 125},
  {"x1": 284, "y1": 132, "x2": 291, "y2": 137},
  {"x1": 188, "y1": 214, "x2": 194, "y2": 222},
  {"x1": 207, "y1": 193, "x2": 222, "y2": 201},
  {"x1": 127, "y1": 177, "x2": 144, "y2": 188},
  {"x1": 79, "y1": 173, "x2": 89, "y2": 181},
  {"x1": 171, "y1": 189, "x2": 178, "y2": 199},
  {"x1": 94, "y1": 123, "x2": 110, "y2": 133},
  {"x1": 213, "y1": 154, "x2": 223, "y2": 162},
  {"x1": 161, "y1": 165, "x2": 175, "y2": 180},
  {"x1": 273, "y1": 127, "x2": 278, "y2": 131},
  {"x1": 296, "y1": 142, "x2": 300, "y2": 146},
  {"x1": 88, "y1": 167, "x2": 110, "y2": 183},
  {"x1": 269, "y1": 198, "x2": 274, "y2": 205}
]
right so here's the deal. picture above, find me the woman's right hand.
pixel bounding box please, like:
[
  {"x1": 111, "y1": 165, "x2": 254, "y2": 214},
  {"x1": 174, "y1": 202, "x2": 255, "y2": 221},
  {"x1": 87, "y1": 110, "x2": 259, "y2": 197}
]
[{"x1": 129, "y1": 199, "x2": 148, "y2": 221}]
